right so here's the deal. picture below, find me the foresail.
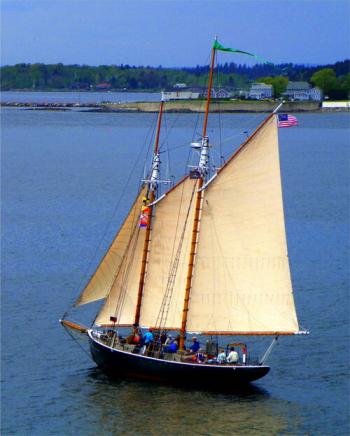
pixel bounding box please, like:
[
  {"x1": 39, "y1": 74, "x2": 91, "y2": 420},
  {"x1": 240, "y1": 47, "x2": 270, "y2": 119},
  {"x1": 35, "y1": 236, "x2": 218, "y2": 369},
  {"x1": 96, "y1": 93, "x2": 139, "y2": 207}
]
[
  {"x1": 187, "y1": 115, "x2": 299, "y2": 334},
  {"x1": 75, "y1": 187, "x2": 147, "y2": 306},
  {"x1": 95, "y1": 218, "x2": 146, "y2": 325},
  {"x1": 139, "y1": 177, "x2": 197, "y2": 329}
]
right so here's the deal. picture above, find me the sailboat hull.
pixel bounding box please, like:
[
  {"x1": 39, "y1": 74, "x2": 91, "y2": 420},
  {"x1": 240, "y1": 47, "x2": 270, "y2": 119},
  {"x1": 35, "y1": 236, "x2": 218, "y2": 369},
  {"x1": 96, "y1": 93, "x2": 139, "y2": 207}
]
[{"x1": 89, "y1": 334, "x2": 270, "y2": 386}]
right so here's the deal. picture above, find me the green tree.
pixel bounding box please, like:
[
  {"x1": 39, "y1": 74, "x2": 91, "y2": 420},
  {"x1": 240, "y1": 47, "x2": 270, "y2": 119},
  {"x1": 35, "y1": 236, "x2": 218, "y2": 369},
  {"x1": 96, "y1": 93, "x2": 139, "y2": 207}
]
[
  {"x1": 256, "y1": 76, "x2": 288, "y2": 98},
  {"x1": 339, "y1": 73, "x2": 350, "y2": 98},
  {"x1": 310, "y1": 68, "x2": 337, "y2": 96}
]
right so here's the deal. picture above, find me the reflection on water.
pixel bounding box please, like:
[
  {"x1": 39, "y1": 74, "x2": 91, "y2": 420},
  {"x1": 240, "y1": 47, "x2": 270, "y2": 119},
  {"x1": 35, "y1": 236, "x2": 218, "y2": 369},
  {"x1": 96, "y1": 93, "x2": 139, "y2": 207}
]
[
  {"x1": 62, "y1": 367, "x2": 298, "y2": 436},
  {"x1": 87, "y1": 367, "x2": 270, "y2": 395}
]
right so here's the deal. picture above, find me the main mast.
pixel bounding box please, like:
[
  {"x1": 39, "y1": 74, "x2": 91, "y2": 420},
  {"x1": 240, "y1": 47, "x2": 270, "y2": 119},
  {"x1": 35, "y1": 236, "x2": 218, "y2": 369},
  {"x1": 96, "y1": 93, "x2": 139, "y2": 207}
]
[
  {"x1": 179, "y1": 42, "x2": 216, "y2": 350},
  {"x1": 134, "y1": 100, "x2": 164, "y2": 326}
]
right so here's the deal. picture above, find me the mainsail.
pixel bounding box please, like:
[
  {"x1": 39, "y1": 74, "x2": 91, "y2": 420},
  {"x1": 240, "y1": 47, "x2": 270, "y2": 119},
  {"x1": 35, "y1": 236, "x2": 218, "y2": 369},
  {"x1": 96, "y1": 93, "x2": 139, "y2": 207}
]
[
  {"x1": 187, "y1": 115, "x2": 299, "y2": 334},
  {"x1": 75, "y1": 187, "x2": 147, "y2": 306}
]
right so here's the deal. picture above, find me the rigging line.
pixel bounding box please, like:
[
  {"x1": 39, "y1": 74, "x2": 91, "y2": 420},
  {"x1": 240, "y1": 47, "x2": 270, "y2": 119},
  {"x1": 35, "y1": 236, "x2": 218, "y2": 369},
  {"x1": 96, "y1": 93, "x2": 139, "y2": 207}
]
[
  {"x1": 155, "y1": 181, "x2": 197, "y2": 331},
  {"x1": 166, "y1": 145, "x2": 172, "y2": 190},
  {"x1": 142, "y1": 113, "x2": 159, "y2": 188},
  {"x1": 90, "y1": 190, "x2": 144, "y2": 326},
  {"x1": 154, "y1": 56, "x2": 215, "y2": 331},
  {"x1": 114, "y1": 229, "x2": 139, "y2": 320},
  {"x1": 218, "y1": 113, "x2": 266, "y2": 146},
  {"x1": 159, "y1": 141, "x2": 189, "y2": 154},
  {"x1": 158, "y1": 111, "x2": 173, "y2": 193},
  {"x1": 202, "y1": 114, "x2": 261, "y2": 151},
  {"x1": 158, "y1": 110, "x2": 181, "y2": 154},
  {"x1": 154, "y1": 178, "x2": 190, "y2": 325},
  {"x1": 113, "y1": 125, "x2": 193, "y2": 328},
  {"x1": 141, "y1": 112, "x2": 160, "y2": 184},
  {"x1": 158, "y1": 110, "x2": 168, "y2": 155},
  {"x1": 166, "y1": 148, "x2": 193, "y2": 272},
  {"x1": 92, "y1": 221, "x2": 138, "y2": 325},
  {"x1": 191, "y1": 52, "x2": 212, "y2": 142},
  {"x1": 62, "y1": 114, "x2": 158, "y2": 318},
  {"x1": 210, "y1": 147, "x2": 224, "y2": 169},
  {"x1": 113, "y1": 226, "x2": 142, "y2": 323},
  {"x1": 155, "y1": 179, "x2": 189, "y2": 324},
  {"x1": 210, "y1": 112, "x2": 266, "y2": 166},
  {"x1": 215, "y1": 61, "x2": 224, "y2": 166},
  {"x1": 62, "y1": 324, "x2": 93, "y2": 361}
]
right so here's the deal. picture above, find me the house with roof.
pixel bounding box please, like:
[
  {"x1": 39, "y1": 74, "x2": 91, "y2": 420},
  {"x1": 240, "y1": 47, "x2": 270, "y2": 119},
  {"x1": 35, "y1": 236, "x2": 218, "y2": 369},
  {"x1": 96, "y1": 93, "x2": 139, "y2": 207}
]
[
  {"x1": 283, "y1": 81, "x2": 322, "y2": 101},
  {"x1": 174, "y1": 83, "x2": 187, "y2": 89},
  {"x1": 211, "y1": 88, "x2": 234, "y2": 99},
  {"x1": 95, "y1": 82, "x2": 112, "y2": 91},
  {"x1": 249, "y1": 83, "x2": 273, "y2": 100},
  {"x1": 308, "y1": 87, "x2": 322, "y2": 101}
]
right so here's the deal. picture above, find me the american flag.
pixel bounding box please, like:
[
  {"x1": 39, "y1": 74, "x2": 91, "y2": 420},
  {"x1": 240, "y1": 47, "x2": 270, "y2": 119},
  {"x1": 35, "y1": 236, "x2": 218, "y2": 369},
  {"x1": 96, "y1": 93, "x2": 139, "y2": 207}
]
[{"x1": 277, "y1": 113, "x2": 299, "y2": 128}]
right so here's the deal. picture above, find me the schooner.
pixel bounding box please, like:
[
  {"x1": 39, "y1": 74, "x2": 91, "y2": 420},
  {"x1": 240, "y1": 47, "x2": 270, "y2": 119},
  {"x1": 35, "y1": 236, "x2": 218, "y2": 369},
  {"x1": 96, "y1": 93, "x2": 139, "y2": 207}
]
[{"x1": 61, "y1": 40, "x2": 307, "y2": 386}]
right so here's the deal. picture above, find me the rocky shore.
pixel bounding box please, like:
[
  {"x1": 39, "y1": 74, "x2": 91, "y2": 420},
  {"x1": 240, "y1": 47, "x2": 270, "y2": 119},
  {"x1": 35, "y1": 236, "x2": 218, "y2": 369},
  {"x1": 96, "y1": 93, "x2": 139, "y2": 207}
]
[{"x1": 0, "y1": 100, "x2": 333, "y2": 113}]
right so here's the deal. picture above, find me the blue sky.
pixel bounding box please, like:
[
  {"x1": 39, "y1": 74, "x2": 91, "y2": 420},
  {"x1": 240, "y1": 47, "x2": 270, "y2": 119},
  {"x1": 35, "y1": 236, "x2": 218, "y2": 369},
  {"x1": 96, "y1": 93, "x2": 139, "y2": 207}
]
[{"x1": 1, "y1": 0, "x2": 349, "y2": 67}]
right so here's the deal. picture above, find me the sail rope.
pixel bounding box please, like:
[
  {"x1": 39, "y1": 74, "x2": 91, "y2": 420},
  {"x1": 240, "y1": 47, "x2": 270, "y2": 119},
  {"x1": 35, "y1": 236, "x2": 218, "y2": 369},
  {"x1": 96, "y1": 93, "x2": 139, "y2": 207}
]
[
  {"x1": 153, "y1": 181, "x2": 197, "y2": 333},
  {"x1": 214, "y1": 57, "x2": 224, "y2": 168},
  {"x1": 111, "y1": 226, "x2": 142, "y2": 323},
  {"x1": 61, "y1": 323, "x2": 94, "y2": 362}
]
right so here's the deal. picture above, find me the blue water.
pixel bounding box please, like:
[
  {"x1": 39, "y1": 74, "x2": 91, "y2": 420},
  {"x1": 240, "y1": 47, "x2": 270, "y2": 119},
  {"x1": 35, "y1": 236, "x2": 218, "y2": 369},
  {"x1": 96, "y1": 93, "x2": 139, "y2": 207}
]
[
  {"x1": 1, "y1": 90, "x2": 160, "y2": 104},
  {"x1": 1, "y1": 108, "x2": 349, "y2": 435}
]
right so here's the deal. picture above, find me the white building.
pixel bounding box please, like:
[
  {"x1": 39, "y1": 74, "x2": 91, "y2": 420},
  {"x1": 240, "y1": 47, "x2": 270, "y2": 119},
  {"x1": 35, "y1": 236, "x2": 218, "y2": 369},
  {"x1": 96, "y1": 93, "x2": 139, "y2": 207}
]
[
  {"x1": 322, "y1": 101, "x2": 350, "y2": 109},
  {"x1": 161, "y1": 88, "x2": 200, "y2": 101},
  {"x1": 174, "y1": 83, "x2": 187, "y2": 89},
  {"x1": 249, "y1": 83, "x2": 273, "y2": 100},
  {"x1": 283, "y1": 82, "x2": 322, "y2": 101}
]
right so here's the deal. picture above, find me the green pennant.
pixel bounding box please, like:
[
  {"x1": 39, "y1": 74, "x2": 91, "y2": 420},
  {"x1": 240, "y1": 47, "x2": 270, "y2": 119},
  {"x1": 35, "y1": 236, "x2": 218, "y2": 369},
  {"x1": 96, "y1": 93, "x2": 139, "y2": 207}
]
[{"x1": 213, "y1": 40, "x2": 272, "y2": 64}]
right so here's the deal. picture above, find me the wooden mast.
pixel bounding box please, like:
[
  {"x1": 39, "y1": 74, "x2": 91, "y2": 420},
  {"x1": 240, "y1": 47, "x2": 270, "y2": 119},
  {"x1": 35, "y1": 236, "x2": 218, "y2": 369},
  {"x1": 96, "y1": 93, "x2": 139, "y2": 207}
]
[
  {"x1": 134, "y1": 100, "x2": 164, "y2": 326},
  {"x1": 179, "y1": 43, "x2": 216, "y2": 350}
]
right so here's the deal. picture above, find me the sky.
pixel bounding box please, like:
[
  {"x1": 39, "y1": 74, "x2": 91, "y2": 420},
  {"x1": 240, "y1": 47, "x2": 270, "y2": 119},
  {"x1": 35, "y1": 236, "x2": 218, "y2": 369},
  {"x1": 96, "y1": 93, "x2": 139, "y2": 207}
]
[{"x1": 1, "y1": 0, "x2": 349, "y2": 67}]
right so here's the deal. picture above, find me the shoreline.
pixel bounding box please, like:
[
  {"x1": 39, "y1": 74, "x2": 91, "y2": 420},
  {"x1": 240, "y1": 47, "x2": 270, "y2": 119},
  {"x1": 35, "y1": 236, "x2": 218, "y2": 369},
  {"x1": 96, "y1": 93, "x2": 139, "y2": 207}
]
[{"x1": 1, "y1": 100, "x2": 348, "y2": 113}]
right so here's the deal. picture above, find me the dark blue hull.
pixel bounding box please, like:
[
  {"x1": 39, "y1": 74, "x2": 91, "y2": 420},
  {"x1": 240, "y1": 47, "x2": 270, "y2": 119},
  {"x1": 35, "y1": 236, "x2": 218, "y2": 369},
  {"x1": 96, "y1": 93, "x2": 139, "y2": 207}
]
[{"x1": 89, "y1": 333, "x2": 270, "y2": 386}]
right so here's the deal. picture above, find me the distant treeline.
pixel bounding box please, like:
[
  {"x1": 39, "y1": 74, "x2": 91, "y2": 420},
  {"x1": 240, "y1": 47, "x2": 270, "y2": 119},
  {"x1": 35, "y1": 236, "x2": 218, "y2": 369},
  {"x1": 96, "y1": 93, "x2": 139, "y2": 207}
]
[{"x1": 1, "y1": 60, "x2": 349, "y2": 98}]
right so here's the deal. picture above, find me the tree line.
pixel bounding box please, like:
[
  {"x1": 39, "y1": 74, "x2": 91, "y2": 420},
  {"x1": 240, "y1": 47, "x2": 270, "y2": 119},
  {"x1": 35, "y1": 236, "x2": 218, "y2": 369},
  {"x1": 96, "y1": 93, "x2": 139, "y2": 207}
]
[{"x1": 1, "y1": 60, "x2": 349, "y2": 99}]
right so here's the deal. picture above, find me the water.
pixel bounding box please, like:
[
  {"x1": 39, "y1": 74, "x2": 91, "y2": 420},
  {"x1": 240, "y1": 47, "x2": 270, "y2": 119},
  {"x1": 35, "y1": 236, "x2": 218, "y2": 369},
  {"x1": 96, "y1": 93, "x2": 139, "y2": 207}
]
[
  {"x1": 0, "y1": 90, "x2": 160, "y2": 104},
  {"x1": 1, "y1": 107, "x2": 349, "y2": 435}
]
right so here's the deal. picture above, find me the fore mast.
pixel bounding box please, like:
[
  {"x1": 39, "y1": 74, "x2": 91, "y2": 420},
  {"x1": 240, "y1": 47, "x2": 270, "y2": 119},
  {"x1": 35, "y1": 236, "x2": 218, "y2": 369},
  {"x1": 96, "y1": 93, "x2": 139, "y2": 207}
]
[
  {"x1": 179, "y1": 41, "x2": 217, "y2": 350},
  {"x1": 134, "y1": 99, "x2": 165, "y2": 326}
]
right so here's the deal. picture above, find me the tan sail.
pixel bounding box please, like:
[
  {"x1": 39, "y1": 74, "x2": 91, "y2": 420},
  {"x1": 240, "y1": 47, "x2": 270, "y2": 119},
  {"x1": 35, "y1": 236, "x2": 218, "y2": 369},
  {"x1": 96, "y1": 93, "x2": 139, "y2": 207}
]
[
  {"x1": 95, "y1": 218, "x2": 147, "y2": 325},
  {"x1": 75, "y1": 187, "x2": 147, "y2": 306},
  {"x1": 186, "y1": 115, "x2": 299, "y2": 334},
  {"x1": 95, "y1": 177, "x2": 197, "y2": 327},
  {"x1": 139, "y1": 177, "x2": 197, "y2": 329}
]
